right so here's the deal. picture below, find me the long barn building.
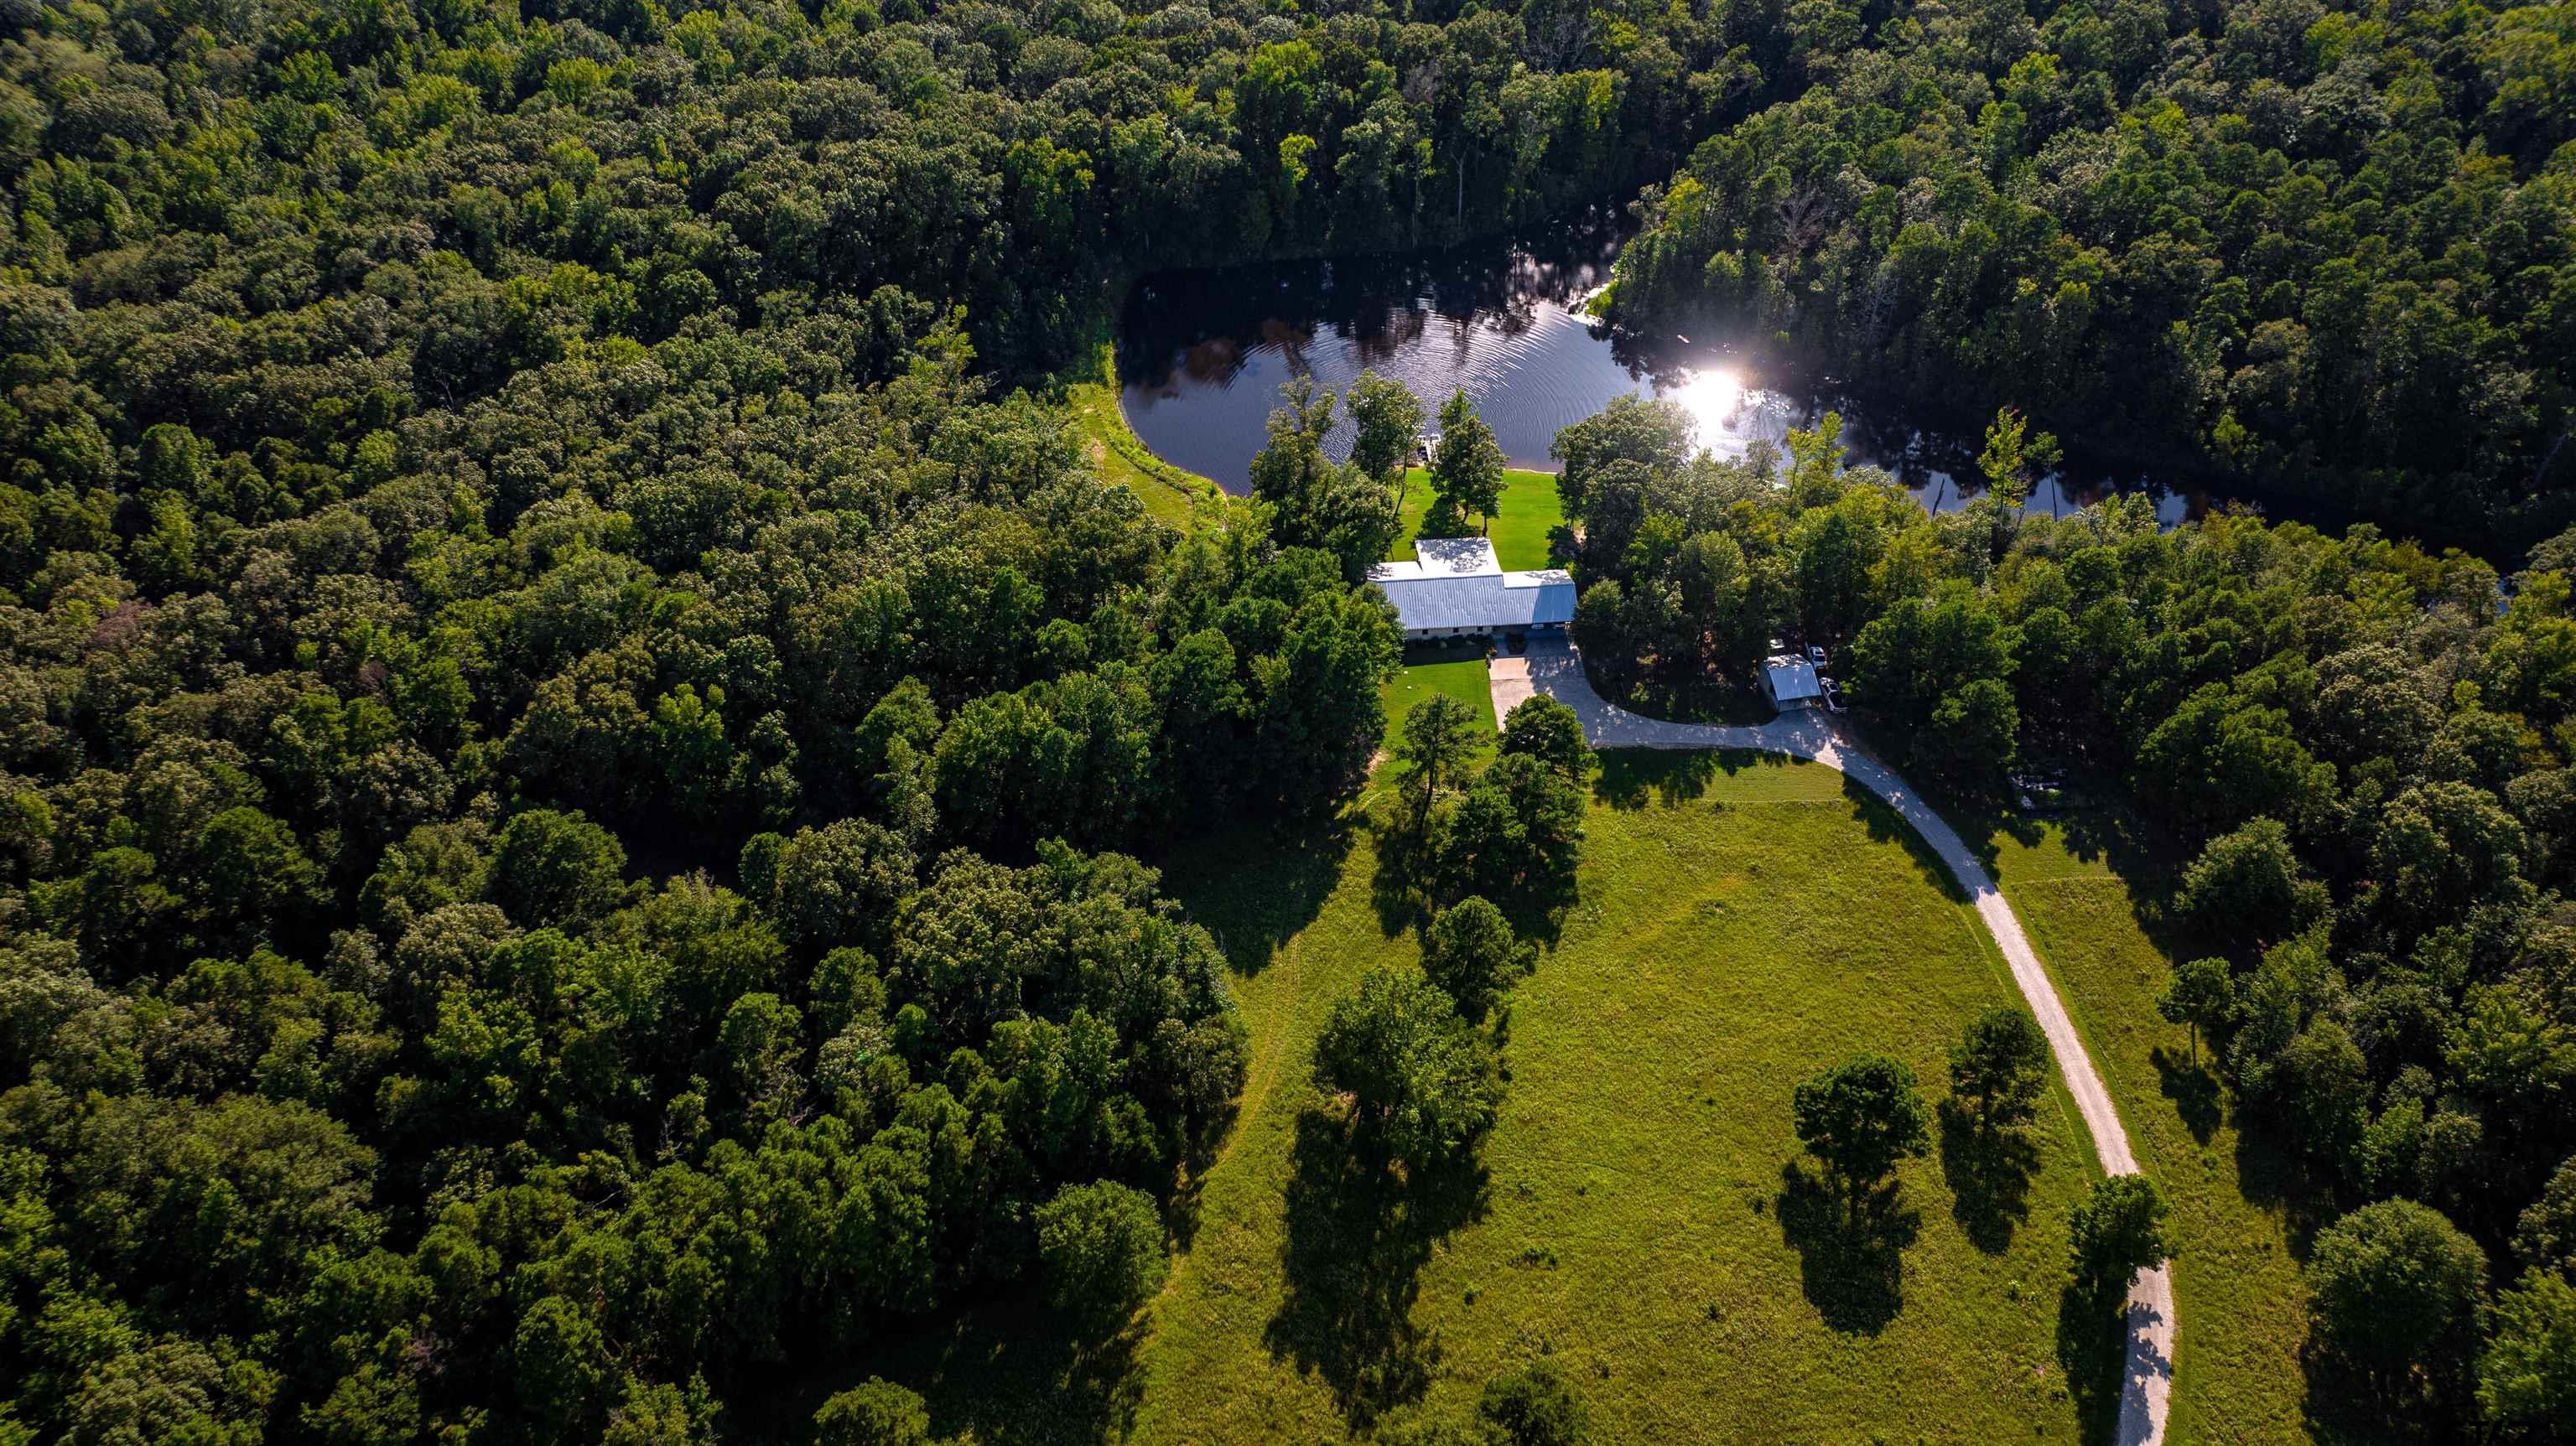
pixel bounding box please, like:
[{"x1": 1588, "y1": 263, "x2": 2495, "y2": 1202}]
[{"x1": 1366, "y1": 537, "x2": 1576, "y2": 641}]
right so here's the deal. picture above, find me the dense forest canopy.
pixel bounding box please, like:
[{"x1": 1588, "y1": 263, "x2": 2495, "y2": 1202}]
[
  {"x1": 1604, "y1": 0, "x2": 2576, "y2": 548},
  {"x1": 0, "y1": 0, "x2": 1763, "y2": 1433},
  {"x1": 4, "y1": 0, "x2": 2576, "y2": 1438}
]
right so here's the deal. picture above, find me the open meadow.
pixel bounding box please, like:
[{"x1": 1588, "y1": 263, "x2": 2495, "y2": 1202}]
[{"x1": 1125, "y1": 754, "x2": 2114, "y2": 1445}]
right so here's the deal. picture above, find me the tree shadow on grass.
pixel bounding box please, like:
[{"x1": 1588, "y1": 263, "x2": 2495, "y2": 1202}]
[
  {"x1": 1774, "y1": 1161, "x2": 1921, "y2": 1335},
  {"x1": 2053, "y1": 1281, "x2": 2128, "y2": 1446},
  {"x1": 1163, "y1": 816, "x2": 1355, "y2": 977},
  {"x1": 1836, "y1": 777, "x2": 1976, "y2": 905},
  {"x1": 1266, "y1": 1108, "x2": 1492, "y2": 1429},
  {"x1": 1936, "y1": 1103, "x2": 2041, "y2": 1255},
  {"x1": 1368, "y1": 811, "x2": 1440, "y2": 941},
  {"x1": 2149, "y1": 1044, "x2": 2224, "y2": 1146},
  {"x1": 1590, "y1": 747, "x2": 1781, "y2": 811}
]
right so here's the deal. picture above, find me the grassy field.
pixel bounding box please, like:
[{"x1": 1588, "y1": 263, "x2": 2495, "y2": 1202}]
[
  {"x1": 1126, "y1": 754, "x2": 2112, "y2": 1446},
  {"x1": 1982, "y1": 816, "x2": 2342, "y2": 1446},
  {"x1": 1391, "y1": 467, "x2": 1566, "y2": 572}
]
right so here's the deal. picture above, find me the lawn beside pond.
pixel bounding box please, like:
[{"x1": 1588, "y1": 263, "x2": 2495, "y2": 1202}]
[
  {"x1": 1391, "y1": 467, "x2": 1565, "y2": 573},
  {"x1": 1125, "y1": 754, "x2": 2109, "y2": 1446},
  {"x1": 1061, "y1": 344, "x2": 1223, "y2": 528}
]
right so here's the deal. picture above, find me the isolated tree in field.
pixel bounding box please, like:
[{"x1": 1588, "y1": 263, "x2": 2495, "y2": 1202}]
[
  {"x1": 2157, "y1": 956, "x2": 2236, "y2": 1065},
  {"x1": 1947, "y1": 1007, "x2": 2049, "y2": 1134},
  {"x1": 1423, "y1": 895, "x2": 1535, "y2": 1021},
  {"x1": 2479, "y1": 1270, "x2": 2576, "y2": 1438},
  {"x1": 2308, "y1": 1198, "x2": 2488, "y2": 1401},
  {"x1": 1035, "y1": 1179, "x2": 1169, "y2": 1328},
  {"x1": 1431, "y1": 389, "x2": 1507, "y2": 531},
  {"x1": 1313, "y1": 967, "x2": 1498, "y2": 1170},
  {"x1": 1498, "y1": 694, "x2": 1594, "y2": 783},
  {"x1": 1477, "y1": 1356, "x2": 1591, "y2": 1446},
  {"x1": 2067, "y1": 1174, "x2": 2171, "y2": 1296},
  {"x1": 813, "y1": 1378, "x2": 932, "y2": 1446},
  {"x1": 1395, "y1": 693, "x2": 1481, "y2": 821},
  {"x1": 1791, "y1": 1054, "x2": 1930, "y2": 1203},
  {"x1": 1348, "y1": 370, "x2": 1426, "y2": 484}
]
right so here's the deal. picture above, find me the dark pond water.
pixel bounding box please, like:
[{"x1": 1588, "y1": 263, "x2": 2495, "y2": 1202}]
[{"x1": 1117, "y1": 210, "x2": 2258, "y2": 527}]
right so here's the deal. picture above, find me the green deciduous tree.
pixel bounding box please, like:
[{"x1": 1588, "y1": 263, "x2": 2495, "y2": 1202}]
[
  {"x1": 1313, "y1": 967, "x2": 1499, "y2": 1170},
  {"x1": 1348, "y1": 371, "x2": 1426, "y2": 485},
  {"x1": 2068, "y1": 1174, "x2": 2171, "y2": 1296},
  {"x1": 1947, "y1": 1007, "x2": 2049, "y2": 1134},
  {"x1": 1430, "y1": 390, "x2": 1508, "y2": 531},
  {"x1": 2479, "y1": 1269, "x2": 2576, "y2": 1439},
  {"x1": 1791, "y1": 1054, "x2": 1931, "y2": 1202},
  {"x1": 1034, "y1": 1179, "x2": 1169, "y2": 1328},
  {"x1": 2157, "y1": 957, "x2": 2235, "y2": 1065},
  {"x1": 1422, "y1": 896, "x2": 1535, "y2": 1022},
  {"x1": 813, "y1": 1379, "x2": 932, "y2": 1446},
  {"x1": 1395, "y1": 694, "x2": 1482, "y2": 824},
  {"x1": 2307, "y1": 1198, "x2": 2489, "y2": 1402}
]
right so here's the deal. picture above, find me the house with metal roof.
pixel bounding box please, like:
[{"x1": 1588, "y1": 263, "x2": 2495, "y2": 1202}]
[{"x1": 1366, "y1": 537, "x2": 1576, "y2": 641}]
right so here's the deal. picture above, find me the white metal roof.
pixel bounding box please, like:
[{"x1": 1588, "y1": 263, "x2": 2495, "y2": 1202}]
[
  {"x1": 1371, "y1": 537, "x2": 1576, "y2": 631},
  {"x1": 1764, "y1": 656, "x2": 1823, "y2": 702},
  {"x1": 1366, "y1": 536, "x2": 1505, "y2": 583}
]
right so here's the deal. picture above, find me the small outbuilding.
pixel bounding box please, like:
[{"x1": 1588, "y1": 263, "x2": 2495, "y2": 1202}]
[
  {"x1": 1368, "y1": 537, "x2": 1576, "y2": 641},
  {"x1": 1763, "y1": 655, "x2": 1825, "y2": 712}
]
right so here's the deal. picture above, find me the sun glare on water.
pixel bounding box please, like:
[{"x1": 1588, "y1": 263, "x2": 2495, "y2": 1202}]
[{"x1": 1668, "y1": 366, "x2": 1743, "y2": 441}]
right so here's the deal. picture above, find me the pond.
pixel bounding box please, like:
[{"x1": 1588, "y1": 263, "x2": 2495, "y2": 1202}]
[{"x1": 1116, "y1": 209, "x2": 2260, "y2": 528}]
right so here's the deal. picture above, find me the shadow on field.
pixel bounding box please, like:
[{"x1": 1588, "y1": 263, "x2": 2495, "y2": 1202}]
[
  {"x1": 1837, "y1": 779, "x2": 1974, "y2": 904},
  {"x1": 1590, "y1": 748, "x2": 1784, "y2": 810},
  {"x1": 1936, "y1": 1104, "x2": 2041, "y2": 1254},
  {"x1": 1164, "y1": 818, "x2": 1355, "y2": 977},
  {"x1": 1774, "y1": 1162, "x2": 1920, "y2": 1335},
  {"x1": 2151, "y1": 1044, "x2": 2225, "y2": 1145},
  {"x1": 1266, "y1": 1108, "x2": 1492, "y2": 1428},
  {"x1": 2054, "y1": 1282, "x2": 2127, "y2": 1446},
  {"x1": 1368, "y1": 813, "x2": 1440, "y2": 939}
]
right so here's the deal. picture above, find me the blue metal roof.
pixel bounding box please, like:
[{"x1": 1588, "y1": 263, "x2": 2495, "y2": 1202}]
[{"x1": 1374, "y1": 569, "x2": 1576, "y2": 632}]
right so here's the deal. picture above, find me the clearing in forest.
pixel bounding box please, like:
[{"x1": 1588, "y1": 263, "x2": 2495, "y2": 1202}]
[{"x1": 1126, "y1": 753, "x2": 2111, "y2": 1445}]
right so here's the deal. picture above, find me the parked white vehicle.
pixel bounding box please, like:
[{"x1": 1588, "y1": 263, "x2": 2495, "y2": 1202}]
[{"x1": 1807, "y1": 644, "x2": 1828, "y2": 666}]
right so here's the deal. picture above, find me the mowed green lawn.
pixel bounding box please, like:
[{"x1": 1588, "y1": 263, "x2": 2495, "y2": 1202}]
[
  {"x1": 1132, "y1": 754, "x2": 2108, "y2": 1446},
  {"x1": 1378, "y1": 650, "x2": 1496, "y2": 739},
  {"x1": 1390, "y1": 467, "x2": 1565, "y2": 572},
  {"x1": 1987, "y1": 820, "x2": 2340, "y2": 1446}
]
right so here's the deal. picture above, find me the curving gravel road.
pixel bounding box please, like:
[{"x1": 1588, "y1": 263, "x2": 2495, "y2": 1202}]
[{"x1": 1493, "y1": 640, "x2": 2174, "y2": 1446}]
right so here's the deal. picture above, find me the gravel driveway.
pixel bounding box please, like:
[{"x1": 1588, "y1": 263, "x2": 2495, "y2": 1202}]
[{"x1": 1496, "y1": 637, "x2": 2174, "y2": 1446}]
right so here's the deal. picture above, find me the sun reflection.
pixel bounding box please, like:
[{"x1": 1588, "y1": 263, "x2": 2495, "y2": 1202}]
[{"x1": 1668, "y1": 366, "x2": 1743, "y2": 440}]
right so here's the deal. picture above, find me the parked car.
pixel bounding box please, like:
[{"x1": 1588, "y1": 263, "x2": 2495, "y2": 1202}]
[
  {"x1": 1806, "y1": 644, "x2": 1828, "y2": 666},
  {"x1": 1818, "y1": 676, "x2": 1846, "y2": 713}
]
